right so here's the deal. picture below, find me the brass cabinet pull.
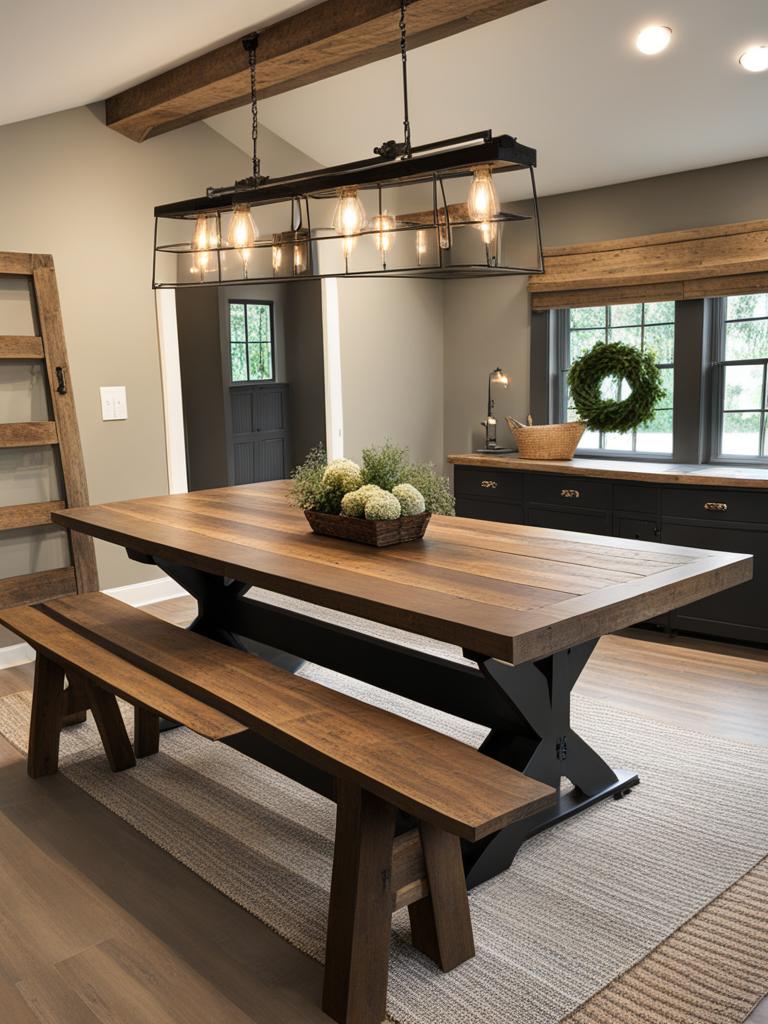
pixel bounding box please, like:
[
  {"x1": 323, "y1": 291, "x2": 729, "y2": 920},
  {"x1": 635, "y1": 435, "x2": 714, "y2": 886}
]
[
  {"x1": 560, "y1": 488, "x2": 580, "y2": 499},
  {"x1": 481, "y1": 479, "x2": 498, "y2": 489},
  {"x1": 704, "y1": 501, "x2": 728, "y2": 512}
]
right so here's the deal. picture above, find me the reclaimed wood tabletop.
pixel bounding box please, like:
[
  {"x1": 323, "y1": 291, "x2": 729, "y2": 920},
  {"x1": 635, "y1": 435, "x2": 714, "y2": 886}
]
[{"x1": 53, "y1": 479, "x2": 752, "y2": 665}]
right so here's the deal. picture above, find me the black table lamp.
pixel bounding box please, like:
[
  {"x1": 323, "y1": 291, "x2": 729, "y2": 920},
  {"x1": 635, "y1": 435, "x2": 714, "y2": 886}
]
[{"x1": 482, "y1": 367, "x2": 509, "y2": 449}]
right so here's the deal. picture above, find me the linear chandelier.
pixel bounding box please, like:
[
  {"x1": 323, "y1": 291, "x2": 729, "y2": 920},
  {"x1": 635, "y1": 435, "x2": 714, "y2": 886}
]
[{"x1": 152, "y1": 2, "x2": 543, "y2": 288}]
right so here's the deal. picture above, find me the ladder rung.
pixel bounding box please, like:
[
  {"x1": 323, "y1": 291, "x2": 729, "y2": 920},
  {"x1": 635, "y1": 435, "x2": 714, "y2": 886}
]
[
  {"x1": 0, "y1": 500, "x2": 66, "y2": 531},
  {"x1": 0, "y1": 253, "x2": 33, "y2": 275},
  {"x1": 0, "y1": 336, "x2": 44, "y2": 359},
  {"x1": 0, "y1": 566, "x2": 77, "y2": 612},
  {"x1": 0, "y1": 422, "x2": 58, "y2": 448}
]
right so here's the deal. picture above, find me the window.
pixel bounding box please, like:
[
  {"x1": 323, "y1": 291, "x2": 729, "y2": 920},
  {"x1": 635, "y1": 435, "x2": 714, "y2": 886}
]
[
  {"x1": 229, "y1": 300, "x2": 275, "y2": 383},
  {"x1": 713, "y1": 293, "x2": 768, "y2": 460},
  {"x1": 560, "y1": 301, "x2": 675, "y2": 454}
]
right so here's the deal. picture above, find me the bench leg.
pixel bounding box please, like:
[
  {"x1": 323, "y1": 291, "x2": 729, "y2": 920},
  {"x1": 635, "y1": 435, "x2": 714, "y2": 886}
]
[
  {"x1": 62, "y1": 675, "x2": 89, "y2": 726},
  {"x1": 68, "y1": 671, "x2": 136, "y2": 773},
  {"x1": 28, "y1": 655, "x2": 68, "y2": 778},
  {"x1": 134, "y1": 707, "x2": 160, "y2": 758},
  {"x1": 322, "y1": 781, "x2": 396, "y2": 1024},
  {"x1": 408, "y1": 823, "x2": 475, "y2": 971}
]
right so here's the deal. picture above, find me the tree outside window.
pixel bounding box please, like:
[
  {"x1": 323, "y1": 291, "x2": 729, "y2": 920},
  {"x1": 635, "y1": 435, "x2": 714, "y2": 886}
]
[
  {"x1": 715, "y1": 293, "x2": 768, "y2": 459},
  {"x1": 229, "y1": 300, "x2": 275, "y2": 383}
]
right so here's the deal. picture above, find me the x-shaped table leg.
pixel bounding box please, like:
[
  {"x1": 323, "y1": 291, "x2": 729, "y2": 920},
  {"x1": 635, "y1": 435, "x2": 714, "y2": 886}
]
[{"x1": 463, "y1": 639, "x2": 639, "y2": 888}]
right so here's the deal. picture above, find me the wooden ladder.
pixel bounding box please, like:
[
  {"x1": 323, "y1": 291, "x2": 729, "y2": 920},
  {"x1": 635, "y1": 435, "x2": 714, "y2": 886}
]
[{"x1": 0, "y1": 251, "x2": 98, "y2": 609}]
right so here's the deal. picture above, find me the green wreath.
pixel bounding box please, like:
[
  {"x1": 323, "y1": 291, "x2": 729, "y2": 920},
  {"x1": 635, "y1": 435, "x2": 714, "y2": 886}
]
[{"x1": 568, "y1": 341, "x2": 665, "y2": 434}]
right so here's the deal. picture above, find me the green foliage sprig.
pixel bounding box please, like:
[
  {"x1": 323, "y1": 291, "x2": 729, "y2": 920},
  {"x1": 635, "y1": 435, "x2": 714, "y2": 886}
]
[
  {"x1": 289, "y1": 444, "x2": 345, "y2": 514},
  {"x1": 568, "y1": 341, "x2": 664, "y2": 434},
  {"x1": 289, "y1": 441, "x2": 455, "y2": 516}
]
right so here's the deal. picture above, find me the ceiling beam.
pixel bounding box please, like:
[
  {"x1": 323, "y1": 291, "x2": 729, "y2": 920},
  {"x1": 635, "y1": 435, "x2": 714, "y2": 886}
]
[{"x1": 105, "y1": 0, "x2": 546, "y2": 142}]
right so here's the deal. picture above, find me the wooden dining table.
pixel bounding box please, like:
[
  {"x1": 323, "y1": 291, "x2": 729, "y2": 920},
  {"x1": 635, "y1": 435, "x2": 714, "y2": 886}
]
[{"x1": 53, "y1": 480, "x2": 752, "y2": 887}]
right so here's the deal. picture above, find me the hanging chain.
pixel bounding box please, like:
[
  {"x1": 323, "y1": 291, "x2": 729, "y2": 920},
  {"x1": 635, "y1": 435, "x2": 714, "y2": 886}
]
[
  {"x1": 399, "y1": 0, "x2": 412, "y2": 158},
  {"x1": 243, "y1": 35, "x2": 261, "y2": 180},
  {"x1": 373, "y1": 0, "x2": 413, "y2": 159}
]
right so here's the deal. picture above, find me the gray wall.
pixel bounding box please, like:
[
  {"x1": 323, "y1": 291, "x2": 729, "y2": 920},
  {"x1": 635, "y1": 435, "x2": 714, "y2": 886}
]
[
  {"x1": 284, "y1": 281, "x2": 326, "y2": 470},
  {"x1": 443, "y1": 156, "x2": 768, "y2": 457},
  {"x1": 175, "y1": 288, "x2": 228, "y2": 491},
  {"x1": 337, "y1": 278, "x2": 444, "y2": 468}
]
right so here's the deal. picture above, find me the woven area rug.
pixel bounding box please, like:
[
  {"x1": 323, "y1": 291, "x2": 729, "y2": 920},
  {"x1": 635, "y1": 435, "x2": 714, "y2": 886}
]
[{"x1": 0, "y1": 593, "x2": 766, "y2": 1024}]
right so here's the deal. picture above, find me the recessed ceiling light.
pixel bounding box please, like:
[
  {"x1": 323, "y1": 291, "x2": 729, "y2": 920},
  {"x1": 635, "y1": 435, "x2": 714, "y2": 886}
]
[
  {"x1": 739, "y1": 45, "x2": 768, "y2": 72},
  {"x1": 636, "y1": 25, "x2": 672, "y2": 55}
]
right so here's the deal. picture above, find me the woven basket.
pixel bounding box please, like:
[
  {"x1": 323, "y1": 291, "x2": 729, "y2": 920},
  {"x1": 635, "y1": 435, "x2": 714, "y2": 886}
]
[
  {"x1": 506, "y1": 419, "x2": 586, "y2": 460},
  {"x1": 304, "y1": 509, "x2": 431, "y2": 547}
]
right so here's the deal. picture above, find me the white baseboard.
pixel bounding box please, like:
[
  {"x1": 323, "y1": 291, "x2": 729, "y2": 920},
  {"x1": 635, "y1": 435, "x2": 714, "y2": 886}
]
[
  {"x1": 0, "y1": 641, "x2": 36, "y2": 670},
  {"x1": 0, "y1": 574, "x2": 187, "y2": 670},
  {"x1": 103, "y1": 575, "x2": 186, "y2": 608}
]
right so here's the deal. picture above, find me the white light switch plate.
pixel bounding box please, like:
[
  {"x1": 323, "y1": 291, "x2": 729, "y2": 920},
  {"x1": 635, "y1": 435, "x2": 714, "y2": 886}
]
[{"x1": 100, "y1": 386, "x2": 128, "y2": 420}]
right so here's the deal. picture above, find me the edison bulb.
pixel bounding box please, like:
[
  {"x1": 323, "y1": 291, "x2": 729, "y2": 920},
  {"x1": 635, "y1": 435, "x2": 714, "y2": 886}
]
[
  {"x1": 192, "y1": 249, "x2": 212, "y2": 272},
  {"x1": 341, "y1": 234, "x2": 357, "y2": 261},
  {"x1": 415, "y1": 229, "x2": 428, "y2": 262},
  {"x1": 228, "y1": 204, "x2": 258, "y2": 249},
  {"x1": 467, "y1": 166, "x2": 500, "y2": 222},
  {"x1": 371, "y1": 212, "x2": 396, "y2": 254},
  {"x1": 332, "y1": 188, "x2": 365, "y2": 236},
  {"x1": 479, "y1": 221, "x2": 498, "y2": 245},
  {"x1": 192, "y1": 214, "x2": 219, "y2": 252},
  {"x1": 271, "y1": 235, "x2": 283, "y2": 273},
  {"x1": 293, "y1": 238, "x2": 307, "y2": 274}
]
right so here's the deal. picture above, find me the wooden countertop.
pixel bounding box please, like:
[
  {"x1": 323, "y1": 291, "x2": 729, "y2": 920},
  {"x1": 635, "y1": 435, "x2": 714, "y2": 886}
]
[{"x1": 448, "y1": 454, "x2": 768, "y2": 490}]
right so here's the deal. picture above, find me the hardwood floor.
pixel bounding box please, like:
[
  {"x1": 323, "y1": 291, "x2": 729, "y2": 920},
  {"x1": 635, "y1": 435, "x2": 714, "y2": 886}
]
[{"x1": 0, "y1": 595, "x2": 765, "y2": 1023}]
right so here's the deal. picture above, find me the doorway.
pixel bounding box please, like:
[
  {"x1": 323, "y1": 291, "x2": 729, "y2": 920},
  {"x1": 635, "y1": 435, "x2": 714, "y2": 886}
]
[{"x1": 173, "y1": 281, "x2": 327, "y2": 491}]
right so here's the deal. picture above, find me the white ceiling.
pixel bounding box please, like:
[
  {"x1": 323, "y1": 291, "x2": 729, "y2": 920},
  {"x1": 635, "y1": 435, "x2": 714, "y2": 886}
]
[
  {"x1": 0, "y1": 0, "x2": 317, "y2": 127},
  {"x1": 210, "y1": 0, "x2": 768, "y2": 196},
  {"x1": 0, "y1": 0, "x2": 766, "y2": 197}
]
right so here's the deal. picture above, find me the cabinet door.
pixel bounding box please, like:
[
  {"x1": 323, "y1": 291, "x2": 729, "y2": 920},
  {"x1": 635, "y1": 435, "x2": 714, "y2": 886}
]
[
  {"x1": 525, "y1": 505, "x2": 611, "y2": 536},
  {"x1": 456, "y1": 498, "x2": 524, "y2": 524},
  {"x1": 662, "y1": 521, "x2": 768, "y2": 644},
  {"x1": 615, "y1": 516, "x2": 660, "y2": 543}
]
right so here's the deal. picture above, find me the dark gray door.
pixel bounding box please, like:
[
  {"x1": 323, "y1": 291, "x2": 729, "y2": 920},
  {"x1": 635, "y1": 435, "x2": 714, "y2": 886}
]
[{"x1": 230, "y1": 383, "x2": 289, "y2": 484}]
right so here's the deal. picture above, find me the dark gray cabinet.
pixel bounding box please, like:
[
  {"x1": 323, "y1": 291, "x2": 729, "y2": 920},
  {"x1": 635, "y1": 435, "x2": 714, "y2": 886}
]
[{"x1": 454, "y1": 465, "x2": 768, "y2": 646}]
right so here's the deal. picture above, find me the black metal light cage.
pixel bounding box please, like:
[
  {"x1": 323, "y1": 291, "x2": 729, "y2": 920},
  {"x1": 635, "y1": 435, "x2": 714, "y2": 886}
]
[{"x1": 152, "y1": 131, "x2": 544, "y2": 288}]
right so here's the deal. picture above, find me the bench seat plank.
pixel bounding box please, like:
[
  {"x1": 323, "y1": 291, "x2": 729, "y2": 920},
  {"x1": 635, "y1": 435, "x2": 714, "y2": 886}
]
[
  {"x1": 40, "y1": 592, "x2": 556, "y2": 842},
  {"x1": 0, "y1": 603, "x2": 248, "y2": 743}
]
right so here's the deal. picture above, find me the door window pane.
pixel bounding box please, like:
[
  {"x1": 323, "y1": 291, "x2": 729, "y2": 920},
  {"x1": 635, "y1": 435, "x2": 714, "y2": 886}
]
[
  {"x1": 229, "y1": 301, "x2": 275, "y2": 382},
  {"x1": 230, "y1": 344, "x2": 247, "y2": 382}
]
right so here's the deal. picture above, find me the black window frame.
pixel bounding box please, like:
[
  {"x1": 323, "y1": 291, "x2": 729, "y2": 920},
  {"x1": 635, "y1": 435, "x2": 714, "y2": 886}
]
[
  {"x1": 530, "y1": 297, "x2": 730, "y2": 466},
  {"x1": 228, "y1": 299, "x2": 276, "y2": 385},
  {"x1": 555, "y1": 303, "x2": 675, "y2": 458},
  {"x1": 710, "y1": 295, "x2": 768, "y2": 465}
]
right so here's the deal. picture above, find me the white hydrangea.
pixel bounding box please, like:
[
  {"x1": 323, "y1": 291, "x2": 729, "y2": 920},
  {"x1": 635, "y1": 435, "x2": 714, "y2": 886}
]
[
  {"x1": 322, "y1": 458, "x2": 362, "y2": 494},
  {"x1": 341, "y1": 484, "x2": 386, "y2": 517},
  {"x1": 392, "y1": 483, "x2": 426, "y2": 516},
  {"x1": 364, "y1": 490, "x2": 402, "y2": 521}
]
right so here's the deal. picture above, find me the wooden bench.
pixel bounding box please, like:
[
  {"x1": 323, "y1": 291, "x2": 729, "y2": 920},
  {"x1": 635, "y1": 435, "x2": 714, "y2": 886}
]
[{"x1": 0, "y1": 592, "x2": 556, "y2": 1024}]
